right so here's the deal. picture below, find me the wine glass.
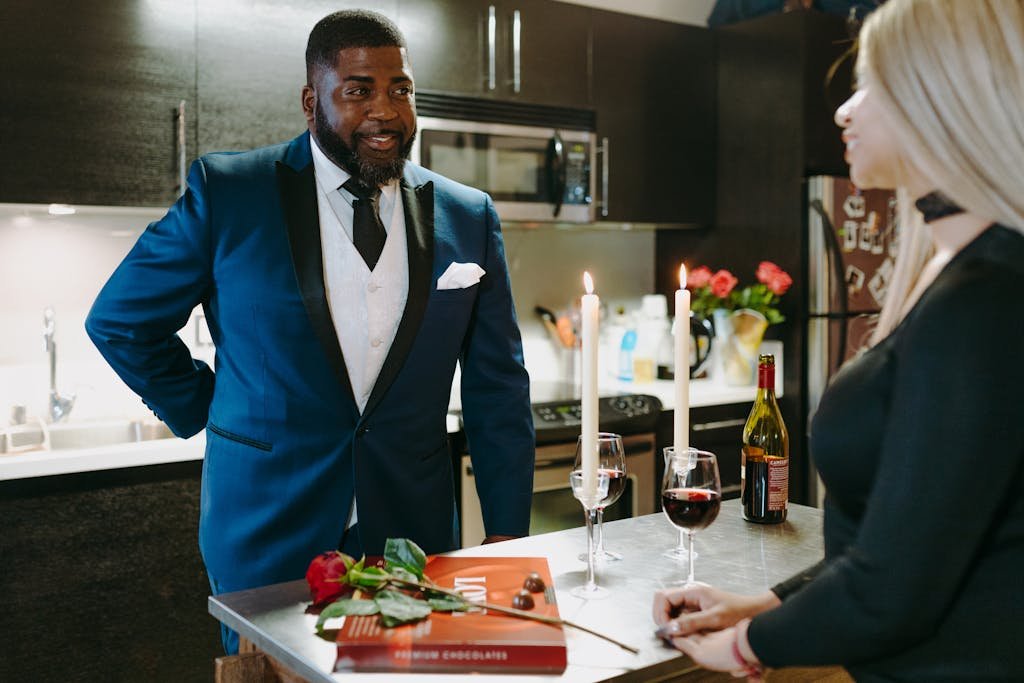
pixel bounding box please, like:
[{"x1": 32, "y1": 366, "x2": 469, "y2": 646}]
[
  {"x1": 569, "y1": 468, "x2": 610, "y2": 599},
  {"x1": 661, "y1": 447, "x2": 697, "y2": 563},
  {"x1": 574, "y1": 433, "x2": 626, "y2": 563},
  {"x1": 661, "y1": 447, "x2": 721, "y2": 586}
]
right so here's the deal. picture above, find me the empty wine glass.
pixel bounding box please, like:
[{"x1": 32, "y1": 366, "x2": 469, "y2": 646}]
[
  {"x1": 661, "y1": 447, "x2": 721, "y2": 586},
  {"x1": 569, "y1": 468, "x2": 610, "y2": 599},
  {"x1": 661, "y1": 447, "x2": 697, "y2": 564},
  {"x1": 574, "y1": 433, "x2": 626, "y2": 563}
]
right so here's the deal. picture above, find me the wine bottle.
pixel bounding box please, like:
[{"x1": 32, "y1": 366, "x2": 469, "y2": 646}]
[{"x1": 741, "y1": 354, "x2": 789, "y2": 523}]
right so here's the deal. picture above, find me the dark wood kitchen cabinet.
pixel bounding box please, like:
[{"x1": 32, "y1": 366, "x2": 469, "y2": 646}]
[
  {"x1": 0, "y1": 0, "x2": 197, "y2": 206},
  {"x1": 397, "y1": 0, "x2": 591, "y2": 108},
  {"x1": 0, "y1": 462, "x2": 220, "y2": 683},
  {"x1": 657, "y1": 402, "x2": 750, "y2": 504},
  {"x1": 655, "y1": 10, "x2": 852, "y2": 505},
  {"x1": 591, "y1": 10, "x2": 716, "y2": 226},
  {"x1": 196, "y1": 0, "x2": 398, "y2": 155}
]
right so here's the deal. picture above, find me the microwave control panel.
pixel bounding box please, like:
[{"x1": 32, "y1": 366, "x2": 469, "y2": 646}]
[{"x1": 564, "y1": 142, "x2": 591, "y2": 205}]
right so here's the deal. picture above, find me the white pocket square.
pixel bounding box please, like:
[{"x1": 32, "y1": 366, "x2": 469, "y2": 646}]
[{"x1": 437, "y1": 262, "x2": 486, "y2": 290}]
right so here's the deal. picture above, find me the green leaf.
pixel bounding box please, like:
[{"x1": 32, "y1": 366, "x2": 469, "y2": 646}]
[
  {"x1": 315, "y1": 598, "x2": 380, "y2": 632},
  {"x1": 383, "y1": 538, "x2": 427, "y2": 579},
  {"x1": 347, "y1": 566, "x2": 390, "y2": 590},
  {"x1": 427, "y1": 596, "x2": 471, "y2": 612},
  {"x1": 389, "y1": 566, "x2": 420, "y2": 585},
  {"x1": 375, "y1": 589, "x2": 433, "y2": 625}
]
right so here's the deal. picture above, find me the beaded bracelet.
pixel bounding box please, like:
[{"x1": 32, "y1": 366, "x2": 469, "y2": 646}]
[{"x1": 731, "y1": 629, "x2": 765, "y2": 681}]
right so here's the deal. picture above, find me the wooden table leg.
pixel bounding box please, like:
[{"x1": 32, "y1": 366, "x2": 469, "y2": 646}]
[{"x1": 214, "y1": 637, "x2": 311, "y2": 683}]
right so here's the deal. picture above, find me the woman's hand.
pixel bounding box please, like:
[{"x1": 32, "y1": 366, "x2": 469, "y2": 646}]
[
  {"x1": 672, "y1": 626, "x2": 745, "y2": 675},
  {"x1": 671, "y1": 622, "x2": 761, "y2": 679},
  {"x1": 670, "y1": 620, "x2": 764, "y2": 681},
  {"x1": 652, "y1": 584, "x2": 780, "y2": 637}
]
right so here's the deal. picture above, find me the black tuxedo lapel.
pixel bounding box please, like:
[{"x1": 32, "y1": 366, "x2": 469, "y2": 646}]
[
  {"x1": 362, "y1": 178, "x2": 435, "y2": 418},
  {"x1": 276, "y1": 158, "x2": 357, "y2": 406}
]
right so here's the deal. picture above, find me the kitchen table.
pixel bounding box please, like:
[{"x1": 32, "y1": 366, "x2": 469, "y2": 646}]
[{"x1": 210, "y1": 500, "x2": 847, "y2": 682}]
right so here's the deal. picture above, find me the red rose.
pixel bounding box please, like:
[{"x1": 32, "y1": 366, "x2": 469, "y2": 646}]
[
  {"x1": 709, "y1": 269, "x2": 738, "y2": 298},
  {"x1": 756, "y1": 261, "x2": 781, "y2": 285},
  {"x1": 767, "y1": 270, "x2": 793, "y2": 296},
  {"x1": 687, "y1": 265, "x2": 713, "y2": 289},
  {"x1": 305, "y1": 550, "x2": 355, "y2": 604}
]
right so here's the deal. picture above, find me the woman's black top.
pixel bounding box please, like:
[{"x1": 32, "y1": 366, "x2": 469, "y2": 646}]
[{"x1": 748, "y1": 224, "x2": 1024, "y2": 681}]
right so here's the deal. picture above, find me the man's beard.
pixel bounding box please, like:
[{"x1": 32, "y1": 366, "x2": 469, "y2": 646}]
[{"x1": 314, "y1": 101, "x2": 415, "y2": 187}]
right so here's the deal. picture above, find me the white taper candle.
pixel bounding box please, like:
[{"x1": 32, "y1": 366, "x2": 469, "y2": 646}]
[
  {"x1": 674, "y1": 264, "x2": 690, "y2": 452},
  {"x1": 581, "y1": 271, "x2": 599, "y2": 499}
]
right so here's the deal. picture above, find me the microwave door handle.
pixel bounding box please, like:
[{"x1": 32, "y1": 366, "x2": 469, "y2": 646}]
[{"x1": 546, "y1": 132, "x2": 567, "y2": 218}]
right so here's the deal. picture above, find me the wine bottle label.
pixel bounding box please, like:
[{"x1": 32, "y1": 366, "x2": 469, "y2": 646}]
[{"x1": 767, "y1": 456, "x2": 788, "y2": 511}]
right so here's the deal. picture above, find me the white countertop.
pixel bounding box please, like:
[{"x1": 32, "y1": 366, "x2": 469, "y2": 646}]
[
  {"x1": 0, "y1": 375, "x2": 775, "y2": 482},
  {"x1": 600, "y1": 376, "x2": 771, "y2": 410},
  {"x1": 0, "y1": 431, "x2": 206, "y2": 482}
]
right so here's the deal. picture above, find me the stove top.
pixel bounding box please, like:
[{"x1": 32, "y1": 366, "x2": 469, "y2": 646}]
[
  {"x1": 528, "y1": 381, "x2": 661, "y2": 445},
  {"x1": 452, "y1": 381, "x2": 661, "y2": 444}
]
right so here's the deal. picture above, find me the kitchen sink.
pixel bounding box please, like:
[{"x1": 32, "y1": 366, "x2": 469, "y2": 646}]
[
  {"x1": 47, "y1": 419, "x2": 175, "y2": 450},
  {"x1": 1, "y1": 419, "x2": 176, "y2": 453}
]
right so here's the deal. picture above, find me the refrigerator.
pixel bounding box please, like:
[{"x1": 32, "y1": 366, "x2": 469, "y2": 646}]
[{"x1": 806, "y1": 176, "x2": 899, "y2": 503}]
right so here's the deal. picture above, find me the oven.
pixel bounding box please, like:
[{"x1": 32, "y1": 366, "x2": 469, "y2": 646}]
[{"x1": 458, "y1": 383, "x2": 661, "y2": 547}]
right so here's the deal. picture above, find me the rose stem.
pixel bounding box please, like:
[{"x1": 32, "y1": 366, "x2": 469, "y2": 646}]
[{"x1": 390, "y1": 577, "x2": 640, "y2": 654}]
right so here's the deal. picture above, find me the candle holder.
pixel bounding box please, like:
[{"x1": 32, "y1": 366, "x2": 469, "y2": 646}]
[
  {"x1": 569, "y1": 469, "x2": 610, "y2": 599},
  {"x1": 661, "y1": 447, "x2": 722, "y2": 586},
  {"x1": 576, "y1": 433, "x2": 626, "y2": 564},
  {"x1": 662, "y1": 446, "x2": 698, "y2": 565}
]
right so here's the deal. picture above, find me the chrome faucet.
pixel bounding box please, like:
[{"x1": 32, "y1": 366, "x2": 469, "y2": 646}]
[{"x1": 43, "y1": 307, "x2": 75, "y2": 423}]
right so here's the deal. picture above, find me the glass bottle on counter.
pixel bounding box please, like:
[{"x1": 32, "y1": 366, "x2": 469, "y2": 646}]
[{"x1": 741, "y1": 354, "x2": 789, "y2": 523}]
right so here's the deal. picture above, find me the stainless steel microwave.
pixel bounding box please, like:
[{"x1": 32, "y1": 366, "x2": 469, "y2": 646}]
[{"x1": 411, "y1": 116, "x2": 596, "y2": 223}]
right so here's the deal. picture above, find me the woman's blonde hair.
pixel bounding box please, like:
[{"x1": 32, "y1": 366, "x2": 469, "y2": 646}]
[{"x1": 859, "y1": 0, "x2": 1024, "y2": 342}]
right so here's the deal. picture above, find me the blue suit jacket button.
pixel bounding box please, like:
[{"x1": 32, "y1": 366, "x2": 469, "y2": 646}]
[{"x1": 356, "y1": 425, "x2": 369, "y2": 437}]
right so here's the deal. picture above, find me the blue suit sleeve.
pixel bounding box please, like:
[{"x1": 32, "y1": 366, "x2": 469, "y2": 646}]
[
  {"x1": 85, "y1": 159, "x2": 215, "y2": 437},
  {"x1": 459, "y1": 196, "x2": 535, "y2": 538}
]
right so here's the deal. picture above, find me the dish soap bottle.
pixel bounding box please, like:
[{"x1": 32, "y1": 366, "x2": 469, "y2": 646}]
[{"x1": 618, "y1": 325, "x2": 637, "y2": 381}]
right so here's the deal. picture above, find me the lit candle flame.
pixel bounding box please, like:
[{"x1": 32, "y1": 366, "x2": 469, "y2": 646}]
[
  {"x1": 679, "y1": 263, "x2": 687, "y2": 289},
  {"x1": 583, "y1": 271, "x2": 594, "y2": 294}
]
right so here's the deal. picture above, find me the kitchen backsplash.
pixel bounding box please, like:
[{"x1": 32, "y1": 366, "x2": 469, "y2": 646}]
[
  {"x1": 0, "y1": 204, "x2": 214, "y2": 423},
  {"x1": 502, "y1": 226, "x2": 654, "y2": 385},
  {"x1": 0, "y1": 204, "x2": 654, "y2": 423}
]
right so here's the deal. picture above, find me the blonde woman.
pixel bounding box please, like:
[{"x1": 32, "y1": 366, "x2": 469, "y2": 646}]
[{"x1": 652, "y1": 1, "x2": 1024, "y2": 680}]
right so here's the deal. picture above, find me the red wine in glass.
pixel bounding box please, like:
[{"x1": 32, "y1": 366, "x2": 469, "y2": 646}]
[
  {"x1": 662, "y1": 488, "x2": 721, "y2": 531},
  {"x1": 661, "y1": 449, "x2": 721, "y2": 586}
]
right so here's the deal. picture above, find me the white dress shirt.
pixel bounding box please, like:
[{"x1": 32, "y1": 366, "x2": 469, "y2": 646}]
[{"x1": 310, "y1": 136, "x2": 410, "y2": 529}]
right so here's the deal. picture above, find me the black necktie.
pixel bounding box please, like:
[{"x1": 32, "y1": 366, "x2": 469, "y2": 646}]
[{"x1": 342, "y1": 178, "x2": 387, "y2": 270}]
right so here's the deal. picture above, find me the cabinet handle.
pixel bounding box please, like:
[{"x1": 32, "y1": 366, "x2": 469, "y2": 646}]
[
  {"x1": 176, "y1": 99, "x2": 187, "y2": 197},
  {"x1": 598, "y1": 136, "x2": 610, "y2": 217},
  {"x1": 512, "y1": 9, "x2": 521, "y2": 93},
  {"x1": 487, "y1": 6, "x2": 497, "y2": 91},
  {"x1": 692, "y1": 418, "x2": 748, "y2": 432}
]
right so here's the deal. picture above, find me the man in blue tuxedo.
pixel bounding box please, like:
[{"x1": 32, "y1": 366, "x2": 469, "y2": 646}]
[{"x1": 86, "y1": 9, "x2": 534, "y2": 652}]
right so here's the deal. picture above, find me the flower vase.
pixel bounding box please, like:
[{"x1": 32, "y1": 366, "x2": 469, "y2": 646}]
[{"x1": 712, "y1": 308, "x2": 769, "y2": 386}]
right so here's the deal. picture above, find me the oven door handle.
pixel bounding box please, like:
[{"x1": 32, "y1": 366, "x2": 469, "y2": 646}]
[{"x1": 533, "y1": 437, "x2": 654, "y2": 469}]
